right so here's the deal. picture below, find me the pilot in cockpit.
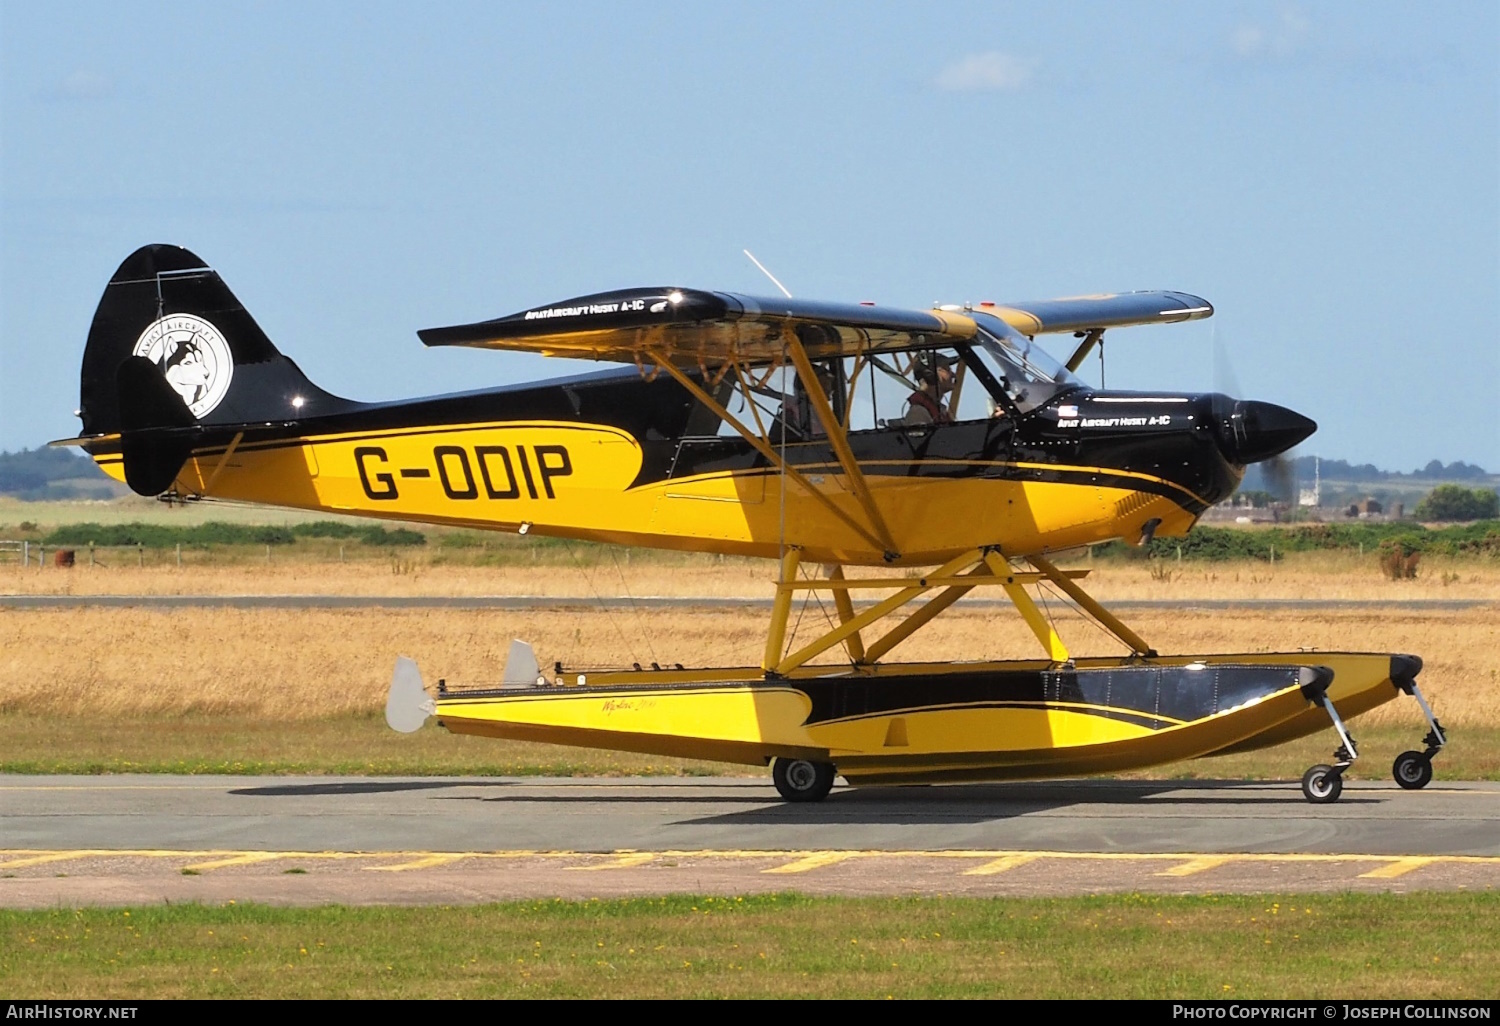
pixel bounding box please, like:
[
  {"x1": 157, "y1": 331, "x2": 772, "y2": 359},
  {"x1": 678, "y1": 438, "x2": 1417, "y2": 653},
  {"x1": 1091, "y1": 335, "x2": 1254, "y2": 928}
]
[{"x1": 902, "y1": 351, "x2": 955, "y2": 425}]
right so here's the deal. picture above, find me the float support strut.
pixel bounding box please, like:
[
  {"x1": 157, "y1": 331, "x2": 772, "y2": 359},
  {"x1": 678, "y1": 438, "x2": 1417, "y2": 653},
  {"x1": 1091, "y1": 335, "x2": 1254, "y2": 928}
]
[
  {"x1": 1028, "y1": 554, "x2": 1153, "y2": 656},
  {"x1": 825, "y1": 565, "x2": 866, "y2": 663},
  {"x1": 984, "y1": 551, "x2": 1070, "y2": 662},
  {"x1": 764, "y1": 547, "x2": 803, "y2": 672}
]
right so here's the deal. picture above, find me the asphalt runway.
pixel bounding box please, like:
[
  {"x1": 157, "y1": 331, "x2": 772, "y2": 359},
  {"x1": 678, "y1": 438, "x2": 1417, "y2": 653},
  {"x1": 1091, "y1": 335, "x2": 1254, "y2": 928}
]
[
  {"x1": 3, "y1": 776, "x2": 1497, "y2": 906},
  {"x1": 0, "y1": 595, "x2": 1490, "y2": 610}
]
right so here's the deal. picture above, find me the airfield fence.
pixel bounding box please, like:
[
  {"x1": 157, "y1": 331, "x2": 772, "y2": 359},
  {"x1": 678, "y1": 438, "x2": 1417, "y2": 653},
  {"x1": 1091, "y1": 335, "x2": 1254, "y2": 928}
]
[{"x1": 2, "y1": 540, "x2": 152, "y2": 568}]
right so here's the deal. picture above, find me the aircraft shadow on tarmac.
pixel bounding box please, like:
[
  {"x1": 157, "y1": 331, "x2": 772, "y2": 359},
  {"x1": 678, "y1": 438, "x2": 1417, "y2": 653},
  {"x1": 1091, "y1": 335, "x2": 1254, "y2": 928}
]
[
  {"x1": 228, "y1": 780, "x2": 519, "y2": 797},
  {"x1": 678, "y1": 782, "x2": 1378, "y2": 826},
  {"x1": 418, "y1": 780, "x2": 1377, "y2": 827}
]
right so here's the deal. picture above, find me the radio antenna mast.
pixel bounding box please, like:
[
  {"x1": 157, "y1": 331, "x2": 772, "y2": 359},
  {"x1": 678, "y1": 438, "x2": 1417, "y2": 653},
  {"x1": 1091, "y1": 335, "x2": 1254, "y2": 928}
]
[{"x1": 743, "y1": 249, "x2": 793, "y2": 298}]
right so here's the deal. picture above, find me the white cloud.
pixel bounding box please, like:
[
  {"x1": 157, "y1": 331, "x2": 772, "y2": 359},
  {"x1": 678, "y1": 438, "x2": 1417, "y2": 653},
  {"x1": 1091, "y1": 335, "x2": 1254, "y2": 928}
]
[
  {"x1": 1230, "y1": 8, "x2": 1311, "y2": 60},
  {"x1": 935, "y1": 52, "x2": 1036, "y2": 92},
  {"x1": 46, "y1": 70, "x2": 113, "y2": 102}
]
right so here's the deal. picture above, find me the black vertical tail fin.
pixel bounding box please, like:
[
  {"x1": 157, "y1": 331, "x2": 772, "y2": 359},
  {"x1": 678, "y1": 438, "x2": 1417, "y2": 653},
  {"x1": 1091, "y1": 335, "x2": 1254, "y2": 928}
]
[
  {"x1": 77, "y1": 244, "x2": 358, "y2": 493},
  {"x1": 79, "y1": 244, "x2": 354, "y2": 437}
]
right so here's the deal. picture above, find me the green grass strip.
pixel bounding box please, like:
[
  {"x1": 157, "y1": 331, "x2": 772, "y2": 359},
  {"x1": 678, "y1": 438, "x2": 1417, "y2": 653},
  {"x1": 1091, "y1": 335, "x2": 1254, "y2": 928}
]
[{"x1": 3, "y1": 893, "x2": 1496, "y2": 999}]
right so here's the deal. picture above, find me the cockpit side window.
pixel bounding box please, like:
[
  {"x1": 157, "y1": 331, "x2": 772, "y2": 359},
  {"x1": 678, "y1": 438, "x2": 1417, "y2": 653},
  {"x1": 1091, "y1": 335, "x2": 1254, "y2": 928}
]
[{"x1": 707, "y1": 323, "x2": 1081, "y2": 440}]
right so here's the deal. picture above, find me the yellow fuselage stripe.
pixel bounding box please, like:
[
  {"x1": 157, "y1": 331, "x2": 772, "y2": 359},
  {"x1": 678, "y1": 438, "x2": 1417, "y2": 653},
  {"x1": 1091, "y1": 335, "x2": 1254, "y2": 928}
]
[{"x1": 95, "y1": 420, "x2": 1199, "y2": 566}]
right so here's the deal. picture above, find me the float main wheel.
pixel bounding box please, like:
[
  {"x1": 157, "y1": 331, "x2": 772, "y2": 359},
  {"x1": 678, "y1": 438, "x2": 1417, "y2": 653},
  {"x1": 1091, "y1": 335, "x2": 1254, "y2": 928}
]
[
  {"x1": 1392, "y1": 750, "x2": 1433, "y2": 790},
  {"x1": 771, "y1": 758, "x2": 836, "y2": 802}
]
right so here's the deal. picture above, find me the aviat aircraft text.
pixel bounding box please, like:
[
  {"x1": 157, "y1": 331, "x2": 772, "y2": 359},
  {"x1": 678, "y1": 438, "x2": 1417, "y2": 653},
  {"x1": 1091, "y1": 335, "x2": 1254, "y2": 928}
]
[
  {"x1": 1057, "y1": 415, "x2": 1173, "y2": 428},
  {"x1": 524, "y1": 299, "x2": 648, "y2": 320}
]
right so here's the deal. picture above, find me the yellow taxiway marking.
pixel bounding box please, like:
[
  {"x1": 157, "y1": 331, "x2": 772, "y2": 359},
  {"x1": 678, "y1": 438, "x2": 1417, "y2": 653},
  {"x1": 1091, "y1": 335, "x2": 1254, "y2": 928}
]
[
  {"x1": 763, "y1": 852, "x2": 857, "y2": 875},
  {"x1": 367, "y1": 854, "x2": 472, "y2": 873},
  {"x1": 963, "y1": 854, "x2": 1043, "y2": 876},
  {"x1": 0, "y1": 851, "x2": 117, "y2": 870},
  {"x1": 180, "y1": 852, "x2": 369, "y2": 872},
  {"x1": 569, "y1": 852, "x2": 657, "y2": 871},
  {"x1": 1158, "y1": 856, "x2": 1235, "y2": 878},
  {"x1": 1359, "y1": 857, "x2": 1439, "y2": 880},
  {"x1": 1, "y1": 849, "x2": 1498, "y2": 875},
  {"x1": 182, "y1": 853, "x2": 297, "y2": 872}
]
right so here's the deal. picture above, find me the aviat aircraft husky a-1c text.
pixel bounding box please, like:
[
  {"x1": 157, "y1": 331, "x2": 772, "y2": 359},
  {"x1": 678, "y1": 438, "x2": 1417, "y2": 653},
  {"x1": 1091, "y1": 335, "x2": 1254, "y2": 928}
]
[{"x1": 60, "y1": 244, "x2": 1450, "y2": 803}]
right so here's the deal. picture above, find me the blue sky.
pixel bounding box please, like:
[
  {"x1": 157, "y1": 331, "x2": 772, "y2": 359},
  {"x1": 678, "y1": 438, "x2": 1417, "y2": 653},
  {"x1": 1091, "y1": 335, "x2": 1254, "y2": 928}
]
[{"x1": 2, "y1": 1, "x2": 1496, "y2": 469}]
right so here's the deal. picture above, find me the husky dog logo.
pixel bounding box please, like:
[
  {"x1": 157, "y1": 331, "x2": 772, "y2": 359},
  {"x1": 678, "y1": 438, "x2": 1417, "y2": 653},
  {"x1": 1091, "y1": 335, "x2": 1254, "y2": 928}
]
[{"x1": 131, "y1": 314, "x2": 234, "y2": 418}]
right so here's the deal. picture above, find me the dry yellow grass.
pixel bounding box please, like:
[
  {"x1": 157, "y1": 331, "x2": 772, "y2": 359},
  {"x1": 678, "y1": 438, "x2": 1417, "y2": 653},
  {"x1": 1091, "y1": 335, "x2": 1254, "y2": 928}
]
[
  {"x1": 6, "y1": 549, "x2": 1500, "y2": 601},
  {"x1": 1, "y1": 603, "x2": 1495, "y2": 729}
]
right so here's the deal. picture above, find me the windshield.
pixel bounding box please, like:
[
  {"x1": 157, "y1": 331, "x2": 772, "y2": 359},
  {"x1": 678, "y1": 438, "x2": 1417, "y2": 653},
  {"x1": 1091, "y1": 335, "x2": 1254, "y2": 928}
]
[{"x1": 970, "y1": 311, "x2": 1083, "y2": 414}]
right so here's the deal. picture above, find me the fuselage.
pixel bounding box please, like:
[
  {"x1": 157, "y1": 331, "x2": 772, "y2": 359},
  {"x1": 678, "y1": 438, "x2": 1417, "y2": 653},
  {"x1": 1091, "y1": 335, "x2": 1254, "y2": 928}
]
[{"x1": 90, "y1": 365, "x2": 1270, "y2": 566}]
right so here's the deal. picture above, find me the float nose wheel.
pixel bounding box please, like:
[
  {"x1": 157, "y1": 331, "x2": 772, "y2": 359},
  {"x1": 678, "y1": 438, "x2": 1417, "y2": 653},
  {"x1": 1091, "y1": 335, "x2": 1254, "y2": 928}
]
[
  {"x1": 772, "y1": 758, "x2": 837, "y2": 802},
  {"x1": 1390, "y1": 658, "x2": 1445, "y2": 789},
  {"x1": 1301, "y1": 682, "x2": 1358, "y2": 804}
]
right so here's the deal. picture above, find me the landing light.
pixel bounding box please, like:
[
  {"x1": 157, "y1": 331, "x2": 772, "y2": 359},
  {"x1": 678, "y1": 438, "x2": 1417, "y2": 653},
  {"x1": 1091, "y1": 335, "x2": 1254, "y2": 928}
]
[
  {"x1": 291, "y1": 396, "x2": 305, "y2": 409},
  {"x1": 668, "y1": 291, "x2": 684, "y2": 305}
]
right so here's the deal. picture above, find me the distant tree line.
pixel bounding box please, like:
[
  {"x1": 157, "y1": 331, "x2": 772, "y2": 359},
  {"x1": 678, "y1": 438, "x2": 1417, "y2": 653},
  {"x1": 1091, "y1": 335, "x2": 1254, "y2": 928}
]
[
  {"x1": 1414, "y1": 485, "x2": 1500, "y2": 522},
  {"x1": 1101, "y1": 519, "x2": 1500, "y2": 562},
  {"x1": 0, "y1": 447, "x2": 119, "y2": 499},
  {"x1": 1240, "y1": 455, "x2": 1492, "y2": 492},
  {"x1": 41, "y1": 521, "x2": 427, "y2": 548}
]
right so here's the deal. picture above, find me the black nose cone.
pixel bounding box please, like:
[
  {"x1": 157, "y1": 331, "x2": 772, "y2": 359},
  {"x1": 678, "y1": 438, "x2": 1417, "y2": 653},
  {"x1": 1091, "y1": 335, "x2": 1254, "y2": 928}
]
[{"x1": 1216, "y1": 399, "x2": 1317, "y2": 465}]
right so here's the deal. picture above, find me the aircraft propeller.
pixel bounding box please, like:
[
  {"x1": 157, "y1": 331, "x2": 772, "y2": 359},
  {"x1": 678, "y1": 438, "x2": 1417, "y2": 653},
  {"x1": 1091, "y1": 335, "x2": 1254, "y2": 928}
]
[{"x1": 1213, "y1": 329, "x2": 1311, "y2": 505}]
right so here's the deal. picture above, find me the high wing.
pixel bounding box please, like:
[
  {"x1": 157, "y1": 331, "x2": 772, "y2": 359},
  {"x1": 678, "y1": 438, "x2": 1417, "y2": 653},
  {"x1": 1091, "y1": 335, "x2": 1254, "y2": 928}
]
[
  {"x1": 416, "y1": 287, "x2": 1212, "y2": 367},
  {"x1": 989, "y1": 291, "x2": 1212, "y2": 335},
  {"x1": 418, "y1": 289, "x2": 977, "y2": 366}
]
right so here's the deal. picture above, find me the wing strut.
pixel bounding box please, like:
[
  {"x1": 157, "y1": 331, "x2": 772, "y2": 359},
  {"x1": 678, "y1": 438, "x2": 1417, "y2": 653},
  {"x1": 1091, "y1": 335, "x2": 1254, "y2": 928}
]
[
  {"x1": 646, "y1": 351, "x2": 888, "y2": 555},
  {"x1": 784, "y1": 329, "x2": 899, "y2": 559},
  {"x1": 1065, "y1": 328, "x2": 1105, "y2": 373}
]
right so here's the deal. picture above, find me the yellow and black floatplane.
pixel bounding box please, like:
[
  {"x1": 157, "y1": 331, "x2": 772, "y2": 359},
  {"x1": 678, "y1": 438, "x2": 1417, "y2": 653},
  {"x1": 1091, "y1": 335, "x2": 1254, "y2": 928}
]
[{"x1": 60, "y1": 245, "x2": 1448, "y2": 803}]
